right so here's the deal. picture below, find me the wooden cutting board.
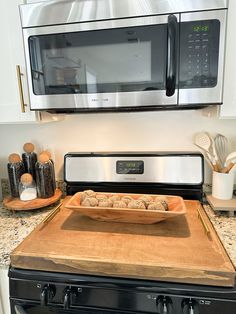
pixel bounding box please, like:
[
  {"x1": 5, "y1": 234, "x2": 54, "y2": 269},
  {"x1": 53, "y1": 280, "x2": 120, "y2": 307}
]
[{"x1": 11, "y1": 198, "x2": 236, "y2": 287}]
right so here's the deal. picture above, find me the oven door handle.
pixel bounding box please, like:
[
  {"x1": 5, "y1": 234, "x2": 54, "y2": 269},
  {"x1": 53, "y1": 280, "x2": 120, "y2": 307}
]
[
  {"x1": 14, "y1": 305, "x2": 27, "y2": 314},
  {"x1": 166, "y1": 14, "x2": 178, "y2": 97}
]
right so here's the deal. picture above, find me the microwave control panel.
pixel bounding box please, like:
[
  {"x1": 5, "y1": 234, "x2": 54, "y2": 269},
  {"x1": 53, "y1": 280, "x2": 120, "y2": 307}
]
[{"x1": 179, "y1": 19, "x2": 220, "y2": 89}]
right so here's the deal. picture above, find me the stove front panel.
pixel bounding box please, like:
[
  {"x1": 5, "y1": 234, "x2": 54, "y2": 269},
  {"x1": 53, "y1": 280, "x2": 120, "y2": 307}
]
[{"x1": 9, "y1": 268, "x2": 236, "y2": 314}]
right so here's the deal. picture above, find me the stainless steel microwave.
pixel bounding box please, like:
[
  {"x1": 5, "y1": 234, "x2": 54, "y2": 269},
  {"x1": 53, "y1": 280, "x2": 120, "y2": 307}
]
[{"x1": 19, "y1": 0, "x2": 228, "y2": 113}]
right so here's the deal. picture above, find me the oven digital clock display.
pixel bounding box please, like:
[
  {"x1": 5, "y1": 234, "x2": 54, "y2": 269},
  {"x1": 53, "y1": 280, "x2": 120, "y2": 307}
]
[{"x1": 116, "y1": 160, "x2": 144, "y2": 174}]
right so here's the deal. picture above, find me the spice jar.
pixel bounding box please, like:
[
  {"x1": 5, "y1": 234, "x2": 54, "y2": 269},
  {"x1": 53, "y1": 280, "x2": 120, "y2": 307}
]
[
  {"x1": 22, "y1": 142, "x2": 37, "y2": 180},
  {"x1": 7, "y1": 153, "x2": 25, "y2": 198},
  {"x1": 41, "y1": 150, "x2": 56, "y2": 190},
  {"x1": 35, "y1": 153, "x2": 55, "y2": 198},
  {"x1": 19, "y1": 173, "x2": 37, "y2": 201}
]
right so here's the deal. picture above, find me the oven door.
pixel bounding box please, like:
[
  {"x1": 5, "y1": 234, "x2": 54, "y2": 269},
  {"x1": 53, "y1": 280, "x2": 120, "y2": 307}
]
[
  {"x1": 11, "y1": 301, "x2": 133, "y2": 314},
  {"x1": 22, "y1": 14, "x2": 179, "y2": 112}
]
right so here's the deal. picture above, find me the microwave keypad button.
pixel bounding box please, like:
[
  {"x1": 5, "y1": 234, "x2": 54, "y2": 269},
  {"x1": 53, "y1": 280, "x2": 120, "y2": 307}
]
[
  {"x1": 186, "y1": 80, "x2": 193, "y2": 85},
  {"x1": 202, "y1": 78, "x2": 209, "y2": 86}
]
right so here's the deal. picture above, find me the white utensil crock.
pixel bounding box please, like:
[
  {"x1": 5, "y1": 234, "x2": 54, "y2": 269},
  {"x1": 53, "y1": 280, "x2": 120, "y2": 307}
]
[{"x1": 212, "y1": 171, "x2": 235, "y2": 200}]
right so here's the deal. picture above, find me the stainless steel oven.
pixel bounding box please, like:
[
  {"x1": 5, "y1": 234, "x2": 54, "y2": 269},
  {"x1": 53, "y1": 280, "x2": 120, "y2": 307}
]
[{"x1": 19, "y1": 0, "x2": 227, "y2": 113}]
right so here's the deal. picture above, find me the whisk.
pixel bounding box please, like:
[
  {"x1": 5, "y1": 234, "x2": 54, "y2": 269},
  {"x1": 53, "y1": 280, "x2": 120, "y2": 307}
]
[{"x1": 214, "y1": 134, "x2": 230, "y2": 168}]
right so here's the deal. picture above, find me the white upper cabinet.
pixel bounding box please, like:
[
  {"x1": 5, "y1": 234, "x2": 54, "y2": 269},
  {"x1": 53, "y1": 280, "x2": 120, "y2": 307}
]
[
  {"x1": 0, "y1": 0, "x2": 38, "y2": 123},
  {"x1": 220, "y1": 0, "x2": 236, "y2": 118},
  {"x1": 0, "y1": 0, "x2": 60, "y2": 123}
]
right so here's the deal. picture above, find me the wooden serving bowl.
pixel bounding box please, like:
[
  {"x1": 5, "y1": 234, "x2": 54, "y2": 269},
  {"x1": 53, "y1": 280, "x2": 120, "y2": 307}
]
[{"x1": 65, "y1": 192, "x2": 186, "y2": 224}]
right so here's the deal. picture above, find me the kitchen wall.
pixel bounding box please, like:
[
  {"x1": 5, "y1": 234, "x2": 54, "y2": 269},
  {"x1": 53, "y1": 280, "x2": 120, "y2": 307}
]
[{"x1": 0, "y1": 108, "x2": 236, "y2": 193}]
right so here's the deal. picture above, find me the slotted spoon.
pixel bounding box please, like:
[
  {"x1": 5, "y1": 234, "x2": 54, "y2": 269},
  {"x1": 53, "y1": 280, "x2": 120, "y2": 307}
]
[{"x1": 194, "y1": 132, "x2": 220, "y2": 171}]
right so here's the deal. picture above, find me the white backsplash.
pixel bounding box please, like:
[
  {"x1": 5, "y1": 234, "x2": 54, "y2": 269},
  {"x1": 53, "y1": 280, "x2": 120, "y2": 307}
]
[{"x1": 0, "y1": 109, "x2": 236, "y2": 188}]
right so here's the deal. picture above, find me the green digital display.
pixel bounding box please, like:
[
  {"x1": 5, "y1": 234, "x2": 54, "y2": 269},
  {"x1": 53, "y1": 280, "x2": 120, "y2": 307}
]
[
  {"x1": 116, "y1": 160, "x2": 144, "y2": 174},
  {"x1": 193, "y1": 25, "x2": 209, "y2": 32}
]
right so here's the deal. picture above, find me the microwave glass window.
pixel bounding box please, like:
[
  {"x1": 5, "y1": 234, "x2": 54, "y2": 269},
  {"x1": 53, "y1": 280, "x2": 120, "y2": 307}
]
[
  {"x1": 28, "y1": 24, "x2": 167, "y2": 95},
  {"x1": 179, "y1": 19, "x2": 220, "y2": 89}
]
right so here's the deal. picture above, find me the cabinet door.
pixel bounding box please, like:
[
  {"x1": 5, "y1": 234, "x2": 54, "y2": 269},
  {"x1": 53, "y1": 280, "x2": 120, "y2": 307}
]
[
  {"x1": 0, "y1": 0, "x2": 38, "y2": 123},
  {"x1": 0, "y1": 269, "x2": 10, "y2": 314},
  {"x1": 220, "y1": 0, "x2": 236, "y2": 118}
]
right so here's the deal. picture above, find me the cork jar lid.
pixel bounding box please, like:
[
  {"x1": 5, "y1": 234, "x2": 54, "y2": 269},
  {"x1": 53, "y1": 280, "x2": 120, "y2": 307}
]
[
  {"x1": 8, "y1": 153, "x2": 21, "y2": 163},
  {"x1": 23, "y1": 142, "x2": 35, "y2": 153},
  {"x1": 41, "y1": 150, "x2": 51, "y2": 159},
  {"x1": 20, "y1": 173, "x2": 33, "y2": 186},
  {"x1": 38, "y1": 153, "x2": 50, "y2": 164}
]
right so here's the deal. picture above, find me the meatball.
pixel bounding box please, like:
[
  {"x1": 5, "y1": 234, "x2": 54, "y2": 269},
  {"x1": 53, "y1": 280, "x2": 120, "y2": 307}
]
[
  {"x1": 81, "y1": 197, "x2": 98, "y2": 207},
  {"x1": 127, "y1": 200, "x2": 146, "y2": 209}
]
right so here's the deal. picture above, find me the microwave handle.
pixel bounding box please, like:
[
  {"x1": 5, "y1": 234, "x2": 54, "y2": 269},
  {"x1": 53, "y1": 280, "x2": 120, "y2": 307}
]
[{"x1": 166, "y1": 14, "x2": 178, "y2": 97}]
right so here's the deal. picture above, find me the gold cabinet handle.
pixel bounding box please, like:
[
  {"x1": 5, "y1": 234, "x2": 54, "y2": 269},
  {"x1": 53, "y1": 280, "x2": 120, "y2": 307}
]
[{"x1": 16, "y1": 65, "x2": 27, "y2": 113}]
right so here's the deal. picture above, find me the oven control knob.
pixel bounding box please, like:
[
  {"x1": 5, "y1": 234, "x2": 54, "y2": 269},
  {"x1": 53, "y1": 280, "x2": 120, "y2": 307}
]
[
  {"x1": 182, "y1": 298, "x2": 198, "y2": 314},
  {"x1": 40, "y1": 285, "x2": 55, "y2": 306},
  {"x1": 63, "y1": 287, "x2": 78, "y2": 309},
  {"x1": 156, "y1": 296, "x2": 173, "y2": 314},
  {"x1": 63, "y1": 288, "x2": 72, "y2": 310}
]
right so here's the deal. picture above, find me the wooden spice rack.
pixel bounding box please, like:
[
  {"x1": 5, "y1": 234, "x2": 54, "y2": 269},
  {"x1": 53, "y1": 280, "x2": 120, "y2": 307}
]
[{"x1": 3, "y1": 189, "x2": 62, "y2": 211}]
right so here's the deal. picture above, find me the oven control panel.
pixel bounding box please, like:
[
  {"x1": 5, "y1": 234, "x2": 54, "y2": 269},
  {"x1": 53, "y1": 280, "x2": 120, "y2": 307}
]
[
  {"x1": 179, "y1": 19, "x2": 220, "y2": 89},
  {"x1": 64, "y1": 153, "x2": 203, "y2": 184},
  {"x1": 9, "y1": 277, "x2": 236, "y2": 314}
]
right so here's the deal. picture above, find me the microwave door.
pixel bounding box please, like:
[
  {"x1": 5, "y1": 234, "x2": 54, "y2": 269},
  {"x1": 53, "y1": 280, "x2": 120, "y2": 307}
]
[
  {"x1": 23, "y1": 14, "x2": 179, "y2": 112},
  {"x1": 178, "y1": 10, "x2": 226, "y2": 106}
]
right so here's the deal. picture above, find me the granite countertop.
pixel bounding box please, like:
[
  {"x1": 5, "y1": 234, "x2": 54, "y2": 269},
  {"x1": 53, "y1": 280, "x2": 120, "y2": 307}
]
[
  {"x1": 0, "y1": 205, "x2": 52, "y2": 267},
  {"x1": 0, "y1": 202, "x2": 236, "y2": 269}
]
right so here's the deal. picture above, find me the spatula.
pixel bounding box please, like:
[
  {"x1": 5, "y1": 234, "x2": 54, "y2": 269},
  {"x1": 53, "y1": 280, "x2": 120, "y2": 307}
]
[{"x1": 221, "y1": 152, "x2": 236, "y2": 173}]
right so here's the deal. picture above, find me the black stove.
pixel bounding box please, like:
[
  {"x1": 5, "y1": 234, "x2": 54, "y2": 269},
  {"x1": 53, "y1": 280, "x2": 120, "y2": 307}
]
[{"x1": 9, "y1": 267, "x2": 236, "y2": 314}]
